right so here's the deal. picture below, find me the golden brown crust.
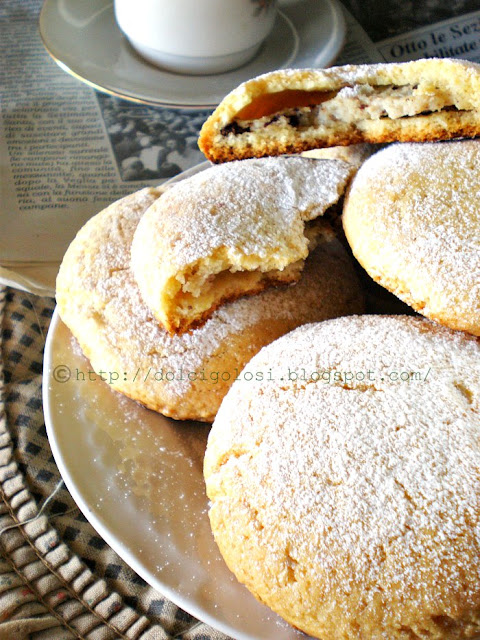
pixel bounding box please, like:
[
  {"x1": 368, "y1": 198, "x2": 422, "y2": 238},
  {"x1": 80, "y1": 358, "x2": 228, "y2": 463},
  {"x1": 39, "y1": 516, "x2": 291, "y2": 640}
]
[
  {"x1": 198, "y1": 58, "x2": 480, "y2": 162},
  {"x1": 201, "y1": 112, "x2": 480, "y2": 163}
]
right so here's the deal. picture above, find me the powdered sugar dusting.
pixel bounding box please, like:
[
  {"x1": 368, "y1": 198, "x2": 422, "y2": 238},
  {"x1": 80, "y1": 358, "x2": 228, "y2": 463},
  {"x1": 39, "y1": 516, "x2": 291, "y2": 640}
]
[
  {"x1": 56, "y1": 186, "x2": 362, "y2": 421},
  {"x1": 233, "y1": 58, "x2": 480, "y2": 90},
  {"x1": 205, "y1": 315, "x2": 480, "y2": 634},
  {"x1": 132, "y1": 156, "x2": 353, "y2": 271},
  {"x1": 344, "y1": 140, "x2": 480, "y2": 331}
]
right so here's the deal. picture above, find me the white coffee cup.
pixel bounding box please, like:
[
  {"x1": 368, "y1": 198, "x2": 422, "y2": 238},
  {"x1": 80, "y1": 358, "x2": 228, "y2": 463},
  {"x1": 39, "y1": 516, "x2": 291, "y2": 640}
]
[{"x1": 114, "y1": 0, "x2": 278, "y2": 75}]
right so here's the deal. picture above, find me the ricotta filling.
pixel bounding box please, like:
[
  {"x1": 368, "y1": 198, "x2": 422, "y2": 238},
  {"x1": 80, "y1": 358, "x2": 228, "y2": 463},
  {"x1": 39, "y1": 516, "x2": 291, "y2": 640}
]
[{"x1": 221, "y1": 84, "x2": 473, "y2": 136}]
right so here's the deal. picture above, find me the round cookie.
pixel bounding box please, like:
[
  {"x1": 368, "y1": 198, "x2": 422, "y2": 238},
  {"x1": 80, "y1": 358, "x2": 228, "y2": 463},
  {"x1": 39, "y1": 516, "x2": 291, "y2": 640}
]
[
  {"x1": 342, "y1": 140, "x2": 480, "y2": 335},
  {"x1": 204, "y1": 315, "x2": 480, "y2": 638},
  {"x1": 131, "y1": 156, "x2": 355, "y2": 334},
  {"x1": 56, "y1": 188, "x2": 364, "y2": 422}
]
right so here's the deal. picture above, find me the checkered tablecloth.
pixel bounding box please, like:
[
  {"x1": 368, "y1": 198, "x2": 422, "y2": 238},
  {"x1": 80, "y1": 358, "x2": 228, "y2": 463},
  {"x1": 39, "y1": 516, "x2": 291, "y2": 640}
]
[{"x1": 0, "y1": 286, "x2": 230, "y2": 640}]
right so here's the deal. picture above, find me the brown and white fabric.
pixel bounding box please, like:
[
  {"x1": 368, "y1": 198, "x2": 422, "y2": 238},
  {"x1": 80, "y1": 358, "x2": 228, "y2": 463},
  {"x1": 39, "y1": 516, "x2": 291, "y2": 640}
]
[{"x1": 0, "y1": 286, "x2": 230, "y2": 640}]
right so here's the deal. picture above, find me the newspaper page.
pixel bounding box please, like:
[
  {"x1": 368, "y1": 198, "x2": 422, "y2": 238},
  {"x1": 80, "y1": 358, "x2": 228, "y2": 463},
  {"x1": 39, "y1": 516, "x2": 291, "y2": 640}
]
[
  {"x1": 338, "y1": 2, "x2": 480, "y2": 64},
  {"x1": 0, "y1": 0, "x2": 210, "y2": 266},
  {"x1": 2, "y1": 0, "x2": 480, "y2": 290}
]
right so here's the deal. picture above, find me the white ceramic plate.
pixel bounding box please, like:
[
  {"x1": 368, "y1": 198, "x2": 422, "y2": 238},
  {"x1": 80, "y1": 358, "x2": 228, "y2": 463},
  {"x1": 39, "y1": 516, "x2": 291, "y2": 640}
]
[
  {"x1": 43, "y1": 310, "x2": 308, "y2": 640},
  {"x1": 39, "y1": 0, "x2": 346, "y2": 108}
]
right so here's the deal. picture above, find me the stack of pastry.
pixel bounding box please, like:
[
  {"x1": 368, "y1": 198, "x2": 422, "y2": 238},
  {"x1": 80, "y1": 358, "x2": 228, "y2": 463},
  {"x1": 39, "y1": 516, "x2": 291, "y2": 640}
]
[
  {"x1": 56, "y1": 156, "x2": 364, "y2": 423},
  {"x1": 198, "y1": 58, "x2": 480, "y2": 639},
  {"x1": 57, "y1": 57, "x2": 480, "y2": 640}
]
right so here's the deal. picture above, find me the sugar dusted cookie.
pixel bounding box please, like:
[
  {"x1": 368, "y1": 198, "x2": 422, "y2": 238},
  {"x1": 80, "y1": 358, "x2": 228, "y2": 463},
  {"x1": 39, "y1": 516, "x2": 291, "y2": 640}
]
[
  {"x1": 198, "y1": 58, "x2": 480, "y2": 162},
  {"x1": 204, "y1": 315, "x2": 480, "y2": 639},
  {"x1": 131, "y1": 156, "x2": 355, "y2": 335},
  {"x1": 56, "y1": 188, "x2": 363, "y2": 422},
  {"x1": 343, "y1": 140, "x2": 480, "y2": 336}
]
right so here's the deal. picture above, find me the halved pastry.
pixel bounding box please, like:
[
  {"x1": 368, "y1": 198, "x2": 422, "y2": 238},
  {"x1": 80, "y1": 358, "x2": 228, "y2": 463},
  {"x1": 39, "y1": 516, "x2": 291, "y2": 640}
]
[
  {"x1": 131, "y1": 156, "x2": 355, "y2": 334},
  {"x1": 198, "y1": 58, "x2": 480, "y2": 162}
]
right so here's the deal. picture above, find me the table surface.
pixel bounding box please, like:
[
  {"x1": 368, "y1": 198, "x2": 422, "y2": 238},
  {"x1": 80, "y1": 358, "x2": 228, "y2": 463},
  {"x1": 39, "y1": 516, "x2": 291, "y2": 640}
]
[{"x1": 2, "y1": 0, "x2": 480, "y2": 638}]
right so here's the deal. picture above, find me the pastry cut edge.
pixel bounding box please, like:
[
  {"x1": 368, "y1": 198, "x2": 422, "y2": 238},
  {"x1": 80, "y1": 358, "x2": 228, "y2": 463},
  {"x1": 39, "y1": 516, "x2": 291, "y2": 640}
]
[
  {"x1": 131, "y1": 156, "x2": 355, "y2": 335},
  {"x1": 198, "y1": 58, "x2": 480, "y2": 162}
]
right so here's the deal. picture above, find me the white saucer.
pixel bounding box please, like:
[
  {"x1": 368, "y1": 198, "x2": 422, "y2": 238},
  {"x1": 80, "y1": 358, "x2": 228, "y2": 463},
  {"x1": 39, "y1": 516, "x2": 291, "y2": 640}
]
[{"x1": 39, "y1": 0, "x2": 346, "y2": 108}]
